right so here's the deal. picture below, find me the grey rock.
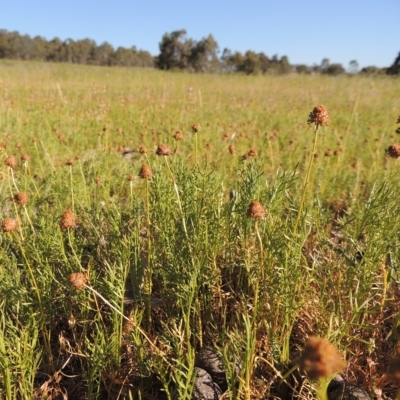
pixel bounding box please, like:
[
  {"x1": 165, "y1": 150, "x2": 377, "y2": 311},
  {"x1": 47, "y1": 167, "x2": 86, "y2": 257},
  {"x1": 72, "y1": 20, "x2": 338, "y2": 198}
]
[
  {"x1": 328, "y1": 375, "x2": 371, "y2": 400},
  {"x1": 192, "y1": 367, "x2": 222, "y2": 400},
  {"x1": 196, "y1": 348, "x2": 227, "y2": 391}
]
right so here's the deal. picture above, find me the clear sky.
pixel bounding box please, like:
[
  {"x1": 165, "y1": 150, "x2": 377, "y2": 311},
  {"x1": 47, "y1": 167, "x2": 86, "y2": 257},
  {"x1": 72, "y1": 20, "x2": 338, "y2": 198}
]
[{"x1": 1, "y1": 0, "x2": 399, "y2": 69}]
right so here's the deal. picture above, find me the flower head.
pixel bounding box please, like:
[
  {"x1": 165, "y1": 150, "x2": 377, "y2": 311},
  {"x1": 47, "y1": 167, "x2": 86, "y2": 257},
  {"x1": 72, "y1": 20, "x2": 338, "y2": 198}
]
[
  {"x1": 68, "y1": 272, "x2": 88, "y2": 291},
  {"x1": 139, "y1": 164, "x2": 153, "y2": 179},
  {"x1": 156, "y1": 144, "x2": 172, "y2": 156},
  {"x1": 247, "y1": 201, "x2": 266, "y2": 220},
  {"x1": 307, "y1": 105, "x2": 330, "y2": 127},
  {"x1": 387, "y1": 144, "x2": 400, "y2": 159},
  {"x1": 1, "y1": 218, "x2": 18, "y2": 233},
  {"x1": 191, "y1": 123, "x2": 201, "y2": 133},
  {"x1": 60, "y1": 210, "x2": 77, "y2": 230},
  {"x1": 14, "y1": 192, "x2": 29, "y2": 206},
  {"x1": 299, "y1": 336, "x2": 346, "y2": 379},
  {"x1": 228, "y1": 144, "x2": 236, "y2": 155},
  {"x1": 5, "y1": 155, "x2": 17, "y2": 169},
  {"x1": 173, "y1": 131, "x2": 183, "y2": 141}
]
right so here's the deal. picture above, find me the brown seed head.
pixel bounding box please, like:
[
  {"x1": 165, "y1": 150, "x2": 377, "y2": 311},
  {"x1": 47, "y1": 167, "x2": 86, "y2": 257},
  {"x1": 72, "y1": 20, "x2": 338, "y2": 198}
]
[
  {"x1": 21, "y1": 154, "x2": 30, "y2": 162},
  {"x1": 58, "y1": 134, "x2": 65, "y2": 141},
  {"x1": 122, "y1": 318, "x2": 135, "y2": 335},
  {"x1": 14, "y1": 192, "x2": 29, "y2": 206},
  {"x1": 66, "y1": 158, "x2": 74, "y2": 166},
  {"x1": 128, "y1": 174, "x2": 135, "y2": 181},
  {"x1": 139, "y1": 164, "x2": 153, "y2": 179},
  {"x1": 60, "y1": 210, "x2": 77, "y2": 230},
  {"x1": 5, "y1": 155, "x2": 17, "y2": 169},
  {"x1": 68, "y1": 272, "x2": 88, "y2": 291},
  {"x1": 139, "y1": 145, "x2": 148, "y2": 154},
  {"x1": 299, "y1": 336, "x2": 346, "y2": 379},
  {"x1": 156, "y1": 144, "x2": 172, "y2": 156},
  {"x1": 0, "y1": 141, "x2": 7, "y2": 149},
  {"x1": 173, "y1": 130, "x2": 183, "y2": 141},
  {"x1": 242, "y1": 148, "x2": 258, "y2": 160},
  {"x1": 247, "y1": 201, "x2": 266, "y2": 220},
  {"x1": 191, "y1": 123, "x2": 201, "y2": 133},
  {"x1": 94, "y1": 177, "x2": 101, "y2": 184},
  {"x1": 387, "y1": 144, "x2": 400, "y2": 159},
  {"x1": 1, "y1": 218, "x2": 18, "y2": 233},
  {"x1": 308, "y1": 105, "x2": 330, "y2": 126},
  {"x1": 228, "y1": 144, "x2": 236, "y2": 155}
]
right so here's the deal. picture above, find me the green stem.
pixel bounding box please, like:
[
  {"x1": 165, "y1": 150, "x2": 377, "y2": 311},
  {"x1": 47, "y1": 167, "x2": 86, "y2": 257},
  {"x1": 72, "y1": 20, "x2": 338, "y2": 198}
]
[{"x1": 293, "y1": 124, "x2": 319, "y2": 235}]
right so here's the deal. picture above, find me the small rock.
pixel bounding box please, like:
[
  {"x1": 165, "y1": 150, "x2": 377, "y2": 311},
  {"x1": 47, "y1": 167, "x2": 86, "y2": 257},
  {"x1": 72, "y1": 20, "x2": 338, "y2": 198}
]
[
  {"x1": 328, "y1": 375, "x2": 371, "y2": 400},
  {"x1": 196, "y1": 348, "x2": 227, "y2": 391},
  {"x1": 192, "y1": 367, "x2": 222, "y2": 400}
]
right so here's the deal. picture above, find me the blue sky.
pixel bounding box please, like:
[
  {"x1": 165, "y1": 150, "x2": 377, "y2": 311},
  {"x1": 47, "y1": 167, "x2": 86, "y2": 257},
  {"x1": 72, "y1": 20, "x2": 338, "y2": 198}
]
[{"x1": 1, "y1": 0, "x2": 399, "y2": 69}]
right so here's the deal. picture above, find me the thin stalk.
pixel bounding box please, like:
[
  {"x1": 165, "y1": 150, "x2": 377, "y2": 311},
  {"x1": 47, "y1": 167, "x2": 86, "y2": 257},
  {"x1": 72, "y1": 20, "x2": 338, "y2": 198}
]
[
  {"x1": 316, "y1": 378, "x2": 329, "y2": 400},
  {"x1": 293, "y1": 124, "x2": 319, "y2": 235},
  {"x1": 69, "y1": 165, "x2": 75, "y2": 212},
  {"x1": 145, "y1": 177, "x2": 152, "y2": 327},
  {"x1": 195, "y1": 132, "x2": 198, "y2": 165}
]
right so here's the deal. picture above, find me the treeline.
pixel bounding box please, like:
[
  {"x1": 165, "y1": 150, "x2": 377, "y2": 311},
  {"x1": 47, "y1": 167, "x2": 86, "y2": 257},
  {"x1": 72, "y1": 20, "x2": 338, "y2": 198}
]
[
  {"x1": 0, "y1": 29, "x2": 154, "y2": 67},
  {"x1": 0, "y1": 28, "x2": 398, "y2": 75}
]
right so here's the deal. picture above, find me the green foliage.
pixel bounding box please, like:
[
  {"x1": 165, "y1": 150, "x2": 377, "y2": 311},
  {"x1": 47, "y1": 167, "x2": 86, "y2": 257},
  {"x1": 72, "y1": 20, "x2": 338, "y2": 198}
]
[{"x1": 0, "y1": 61, "x2": 399, "y2": 399}]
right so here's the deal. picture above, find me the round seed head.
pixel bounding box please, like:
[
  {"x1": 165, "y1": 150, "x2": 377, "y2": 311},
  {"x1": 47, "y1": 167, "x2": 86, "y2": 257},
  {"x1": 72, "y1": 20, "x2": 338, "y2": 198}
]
[
  {"x1": 1, "y1": 218, "x2": 18, "y2": 233},
  {"x1": 66, "y1": 158, "x2": 74, "y2": 166},
  {"x1": 173, "y1": 131, "x2": 183, "y2": 141},
  {"x1": 139, "y1": 164, "x2": 153, "y2": 179},
  {"x1": 242, "y1": 148, "x2": 258, "y2": 160},
  {"x1": 5, "y1": 155, "x2": 17, "y2": 169},
  {"x1": 308, "y1": 105, "x2": 330, "y2": 126},
  {"x1": 156, "y1": 144, "x2": 172, "y2": 156},
  {"x1": 246, "y1": 201, "x2": 266, "y2": 219},
  {"x1": 123, "y1": 318, "x2": 135, "y2": 335},
  {"x1": 139, "y1": 145, "x2": 148, "y2": 154},
  {"x1": 21, "y1": 154, "x2": 30, "y2": 162},
  {"x1": 68, "y1": 272, "x2": 88, "y2": 291},
  {"x1": 128, "y1": 174, "x2": 135, "y2": 181},
  {"x1": 14, "y1": 192, "x2": 29, "y2": 206},
  {"x1": 60, "y1": 210, "x2": 77, "y2": 230},
  {"x1": 94, "y1": 177, "x2": 101, "y2": 184},
  {"x1": 228, "y1": 144, "x2": 236, "y2": 155},
  {"x1": 387, "y1": 144, "x2": 400, "y2": 159},
  {"x1": 191, "y1": 123, "x2": 201, "y2": 133},
  {"x1": 299, "y1": 336, "x2": 346, "y2": 379}
]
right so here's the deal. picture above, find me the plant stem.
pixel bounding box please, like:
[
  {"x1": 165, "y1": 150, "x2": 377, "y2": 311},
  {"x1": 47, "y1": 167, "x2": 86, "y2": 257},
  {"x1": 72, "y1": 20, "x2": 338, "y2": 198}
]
[{"x1": 293, "y1": 124, "x2": 319, "y2": 235}]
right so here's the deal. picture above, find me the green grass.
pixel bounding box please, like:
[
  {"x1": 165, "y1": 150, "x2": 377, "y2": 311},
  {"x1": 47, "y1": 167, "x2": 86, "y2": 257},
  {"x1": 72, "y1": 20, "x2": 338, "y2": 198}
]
[{"x1": 1, "y1": 60, "x2": 400, "y2": 399}]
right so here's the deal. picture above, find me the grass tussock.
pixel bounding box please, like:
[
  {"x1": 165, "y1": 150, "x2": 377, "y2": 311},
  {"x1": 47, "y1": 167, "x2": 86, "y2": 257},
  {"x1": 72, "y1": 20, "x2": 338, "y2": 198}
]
[{"x1": 1, "y1": 60, "x2": 400, "y2": 399}]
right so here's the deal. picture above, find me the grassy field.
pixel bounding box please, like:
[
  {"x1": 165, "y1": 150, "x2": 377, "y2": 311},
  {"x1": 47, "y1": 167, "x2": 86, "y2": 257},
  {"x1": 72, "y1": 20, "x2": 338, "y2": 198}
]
[{"x1": 1, "y1": 60, "x2": 400, "y2": 399}]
